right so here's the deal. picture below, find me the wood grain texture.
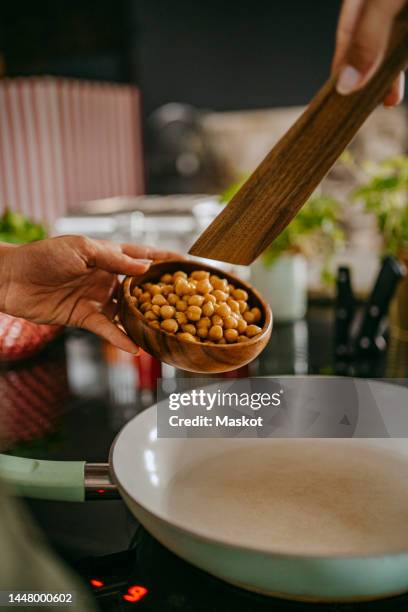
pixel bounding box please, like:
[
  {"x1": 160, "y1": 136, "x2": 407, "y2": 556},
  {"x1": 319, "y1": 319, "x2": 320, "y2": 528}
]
[
  {"x1": 119, "y1": 260, "x2": 272, "y2": 373},
  {"x1": 189, "y1": 8, "x2": 408, "y2": 265}
]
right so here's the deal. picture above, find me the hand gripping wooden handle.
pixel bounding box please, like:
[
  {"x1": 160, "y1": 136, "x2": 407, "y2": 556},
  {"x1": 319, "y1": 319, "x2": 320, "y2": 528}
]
[{"x1": 189, "y1": 7, "x2": 408, "y2": 265}]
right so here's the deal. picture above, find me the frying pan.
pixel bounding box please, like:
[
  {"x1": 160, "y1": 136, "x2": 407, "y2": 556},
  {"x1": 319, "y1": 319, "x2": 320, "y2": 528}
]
[{"x1": 1, "y1": 378, "x2": 408, "y2": 603}]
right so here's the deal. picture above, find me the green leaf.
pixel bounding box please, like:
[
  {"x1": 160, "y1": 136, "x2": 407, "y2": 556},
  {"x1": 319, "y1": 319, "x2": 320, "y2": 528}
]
[
  {"x1": 0, "y1": 209, "x2": 47, "y2": 244},
  {"x1": 352, "y1": 155, "x2": 408, "y2": 257},
  {"x1": 219, "y1": 177, "x2": 246, "y2": 203}
]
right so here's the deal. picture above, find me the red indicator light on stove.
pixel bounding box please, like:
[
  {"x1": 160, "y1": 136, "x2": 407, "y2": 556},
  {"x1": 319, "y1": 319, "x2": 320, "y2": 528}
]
[
  {"x1": 123, "y1": 585, "x2": 148, "y2": 603},
  {"x1": 90, "y1": 579, "x2": 104, "y2": 588},
  {"x1": 97, "y1": 489, "x2": 105, "y2": 495}
]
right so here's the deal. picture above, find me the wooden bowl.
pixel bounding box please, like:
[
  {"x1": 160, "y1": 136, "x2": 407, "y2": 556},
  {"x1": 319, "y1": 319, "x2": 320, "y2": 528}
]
[{"x1": 119, "y1": 260, "x2": 272, "y2": 373}]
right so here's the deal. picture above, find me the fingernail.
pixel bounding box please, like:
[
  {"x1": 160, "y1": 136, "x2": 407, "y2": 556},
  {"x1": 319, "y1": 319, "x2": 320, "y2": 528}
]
[
  {"x1": 138, "y1": 259, "x2": 153, "y2": 265},
  {"x1": 336, "y1": 65, "x2": 361, "y2": 95},
  {"x1": 397, "y1": 73, "x2": 405, "y2": 103}
]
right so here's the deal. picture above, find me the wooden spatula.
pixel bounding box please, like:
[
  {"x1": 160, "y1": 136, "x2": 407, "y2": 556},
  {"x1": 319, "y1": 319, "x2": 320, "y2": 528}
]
[{"x1": 189, "y1": 7, "x2": 408, "y2": 265}]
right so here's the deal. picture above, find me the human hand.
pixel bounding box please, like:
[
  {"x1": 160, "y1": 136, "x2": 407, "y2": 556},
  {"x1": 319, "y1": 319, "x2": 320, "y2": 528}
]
[
  {"x1": 0, "y1": 235, "x2": 180, "y2": 354},
  {"x1": 333, "y1": 0, "x2": 406, "y2": 106}
]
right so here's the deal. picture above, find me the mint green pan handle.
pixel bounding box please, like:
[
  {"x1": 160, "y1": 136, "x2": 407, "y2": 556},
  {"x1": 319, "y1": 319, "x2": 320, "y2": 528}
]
[{"x1": 0, "y1": 455, "x2": 119, "y2": 501}]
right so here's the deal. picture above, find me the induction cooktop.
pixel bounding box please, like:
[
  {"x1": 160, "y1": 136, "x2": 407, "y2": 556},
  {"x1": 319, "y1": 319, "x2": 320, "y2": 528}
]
[{"x1": 75, "y1": 526, "x2": 408, "y2": 612}]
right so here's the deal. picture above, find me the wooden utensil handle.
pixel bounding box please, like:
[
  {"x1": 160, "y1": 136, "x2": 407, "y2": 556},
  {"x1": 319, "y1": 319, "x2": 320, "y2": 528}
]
[{"x1": 189, "y1": 7, "x2": 408, "y2": 265}]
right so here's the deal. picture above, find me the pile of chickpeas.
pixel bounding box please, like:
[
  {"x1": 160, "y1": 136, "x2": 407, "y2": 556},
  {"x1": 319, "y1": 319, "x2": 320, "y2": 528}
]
[{"x1": 130, "y1": 269, "x2": 263, "y2": 344}]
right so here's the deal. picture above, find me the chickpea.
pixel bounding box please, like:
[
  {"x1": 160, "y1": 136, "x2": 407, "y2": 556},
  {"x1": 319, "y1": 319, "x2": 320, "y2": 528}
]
[
  {"x1": 209, "y1": 325, "x2": 223, "y2": 341},
  {"x1": 140, "y1": 302, "x2": 152, "y2": 313},
  {"x1": 139, "y1": 292, "x2": 151, "y2": 304},
  {"x1": 251, "y1": 307, "x2": 262, "y2": 323},
  {"x1": 167, "y1": 293, "x2": 178, "y2": 305},
  {"x1": 218, "y1": 338, "x2": 227, "y2": 344},
  {"x1": 224, "y1": 315, "x2": 238, "y2": 330},
  {"x1": 237, "y1": 318, "x2": 247, "y2": 334},
  {"x1": 189, "y1": 294, "x2": 204, "y2": 307},
  {"x1": 246, "y1": 324, "x2": 262, "y2": 338},
  {"x1": 152, "y1": 294, "x2": 167, "y2": 306},
  {"x1": 133, "y1": 287, "x2": 142, "y2": 298},
  {"x1": 212, "y1": 277, "x2": 228, "y2": 291},
  {"x1": 160, "y1": 305, "x2": 176, "y2": 319},
  {"x1": 129, "y1": 296, "x2": 138, "y2": 307},
  {"x1": 175, "y1": 311, "x2": 188, "y2": 325},
  {"x1": 161, "y1": 319, "x2": 179, "y2": 334},
  {"x1": 243, "y1": 311, "x2": 255, "y2": 323},
  {"x1": 152, "y1": 305, "x2": 161, "y2": 316},
  {"x1": 237, "y1": 335, "x2": 249, "y2": 343},
  {"x1": 202, "y1": 301, "x2": 215, "y2": 317},
  {"x1": 160, "y1": 273, "x2": 173, "y2": 284},
  {"x1": 161, "y1": 284, "x2": 173, "y2": 296},
  {"x1": 176, "y1": 300, "x2": 187, "y2": 312},
  {"x1": 212, "y1": 290, "x2": 228, "y2": 302},
  {"x1": 149, "y1": 320, "x2": 161, "y2": 330},
  {"x1": 187, "y1": 305, "x2": 202, "y2": 322},
  {"x1": 199, "y1": 316, "x2": 211, "y2": 328},
  {"x1": 173, "y1": 271, "x2": 187, "y2": 280},
  {"x1": 182, "y1": 323, "x2": 197, "y2": 335},
  {"x1": 196, "y1": 279, "x2": 213, "y2": 295},
  {"x1": 182, "y1": 294, "x2": 191, "y2": 303},
  {"x1": 227, "y1": 298, "x2": 240, "y2": 314},
  {"x1": 228, "y1": 284, "x2": 235, "y2": 294},
  {"x1": 232, "y1": 288, "x2": 248, "y2": 301},
  {"x1": 224, "y1": 328, "x2": 239, "y2": 343},
  {"x1": 150, "y1": 285, "x2": 163, "y2": 297},
  {"x1": 203, "y1": 293, "x2": 217, "y2": 304},
  {"x1": 175, "y1": 278, "x2": 190, "y2": 296},
  {"x1": 191, "y1": 270, "x2": 209, "y2": 280},
  {"x1": 212, "y1": 314, "x2": 224, "y2": 327},
  {"x1": 197, "y1": 326, "x2": 208, "y2": 339},
  {"x1": 238, "y1": 300, "x2": 248, "y2": 314},
  {"x1": 215, "y1": 303, "x2": 231, "y2": 318},
  {"x1": 145, "y1": 310, "x2": 158, "y2": 321},
  {"x1": 177, "y1": 332, "x2": 196, "y2": 342}
]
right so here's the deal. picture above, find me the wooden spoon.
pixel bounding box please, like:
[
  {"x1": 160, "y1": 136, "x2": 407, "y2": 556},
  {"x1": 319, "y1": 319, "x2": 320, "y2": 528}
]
[{"x1": 189, "y1": 7, "x2": 408, "y2": 265}]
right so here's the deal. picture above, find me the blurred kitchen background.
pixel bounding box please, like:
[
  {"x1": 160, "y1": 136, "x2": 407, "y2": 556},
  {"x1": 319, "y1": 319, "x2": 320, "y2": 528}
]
[
  {"x1": 0, "y1": 0, "x2": 408, "y2": 434},
  {"x1": 0, "y1": 0, "x2": 406, "y2": 283},
  {"x1": 1, "y1": 3, "x2": 408, "y2": 582}
]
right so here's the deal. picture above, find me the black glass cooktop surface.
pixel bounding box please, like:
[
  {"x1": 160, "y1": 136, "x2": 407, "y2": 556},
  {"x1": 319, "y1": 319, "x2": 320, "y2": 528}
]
[{"x1": 75, "y1": 526, "x2": 408, "y2": 612}]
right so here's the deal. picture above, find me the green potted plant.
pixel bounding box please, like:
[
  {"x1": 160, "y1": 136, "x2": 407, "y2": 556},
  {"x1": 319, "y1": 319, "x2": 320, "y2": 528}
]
[
  {"x1": 220, "y1": 182, "x2": 343, "y2": 321},
  {"x1": 353, "y1": 155, "x2": 408, "y2": 340},
  {"x1": 250, "y1": 195, "x2": 343, "y2": 321}
]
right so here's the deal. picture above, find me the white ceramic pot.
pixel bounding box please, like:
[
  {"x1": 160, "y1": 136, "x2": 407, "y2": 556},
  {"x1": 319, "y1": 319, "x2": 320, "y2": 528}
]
[{"x1": 251, "y1": 254, "x2": 307, "y2": 322}]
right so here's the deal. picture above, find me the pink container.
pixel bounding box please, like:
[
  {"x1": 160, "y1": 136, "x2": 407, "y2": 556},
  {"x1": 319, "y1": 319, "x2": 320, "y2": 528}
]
[{"x1": 0, "y1": 313, "x2": 61, "y2": 363}]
